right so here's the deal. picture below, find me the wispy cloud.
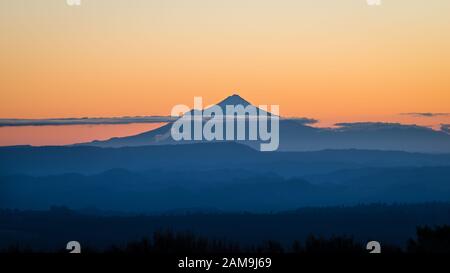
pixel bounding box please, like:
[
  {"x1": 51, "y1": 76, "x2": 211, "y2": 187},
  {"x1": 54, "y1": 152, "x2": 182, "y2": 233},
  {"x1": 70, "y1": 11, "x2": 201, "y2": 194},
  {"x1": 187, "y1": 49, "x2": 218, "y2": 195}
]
[
  {"x1": 0, "y1": 116, "x2": 177, "y2": 127},
  {"x1": 400, "y1": 112, "x2": 449, "y2": 117}
]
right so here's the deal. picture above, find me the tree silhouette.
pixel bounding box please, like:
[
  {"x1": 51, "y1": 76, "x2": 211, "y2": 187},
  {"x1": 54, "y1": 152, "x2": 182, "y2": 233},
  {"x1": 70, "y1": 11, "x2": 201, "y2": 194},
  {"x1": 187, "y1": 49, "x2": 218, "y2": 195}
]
[{"x1": 408, "y1": 226, "x2": 450, "y2": 253}]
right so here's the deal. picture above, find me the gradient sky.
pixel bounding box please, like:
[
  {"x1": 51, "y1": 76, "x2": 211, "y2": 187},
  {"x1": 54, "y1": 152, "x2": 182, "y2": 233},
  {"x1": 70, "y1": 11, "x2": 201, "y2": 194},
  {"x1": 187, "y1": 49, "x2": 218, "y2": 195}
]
[{"x1": 1, "y1": 0, "x2": 450, "y2": 121}]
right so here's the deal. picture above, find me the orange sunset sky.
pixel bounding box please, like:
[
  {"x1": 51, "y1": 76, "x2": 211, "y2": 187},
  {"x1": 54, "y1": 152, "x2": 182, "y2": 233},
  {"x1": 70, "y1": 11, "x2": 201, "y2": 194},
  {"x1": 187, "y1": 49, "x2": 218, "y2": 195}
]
[{"x1": 1, "y1": 0, "x2": 450, "y2": 123}]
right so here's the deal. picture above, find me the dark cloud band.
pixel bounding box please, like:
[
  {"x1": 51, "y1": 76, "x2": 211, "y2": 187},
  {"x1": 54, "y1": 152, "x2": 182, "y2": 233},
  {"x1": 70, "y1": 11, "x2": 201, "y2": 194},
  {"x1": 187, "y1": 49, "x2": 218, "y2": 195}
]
[
  {"x1": 0, "y1": 116, "x2": 318, "y2": 127},
  {"x1": 0, "y1": 116, "x2": 177, "y2": 127}
]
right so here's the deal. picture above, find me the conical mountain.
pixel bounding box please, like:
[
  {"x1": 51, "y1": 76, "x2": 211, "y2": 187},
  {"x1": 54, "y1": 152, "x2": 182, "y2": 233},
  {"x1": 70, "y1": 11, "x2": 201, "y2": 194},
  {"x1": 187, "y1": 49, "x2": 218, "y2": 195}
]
[{"x1": 77, "y1": 94, "x2": 450, "y2": 153}]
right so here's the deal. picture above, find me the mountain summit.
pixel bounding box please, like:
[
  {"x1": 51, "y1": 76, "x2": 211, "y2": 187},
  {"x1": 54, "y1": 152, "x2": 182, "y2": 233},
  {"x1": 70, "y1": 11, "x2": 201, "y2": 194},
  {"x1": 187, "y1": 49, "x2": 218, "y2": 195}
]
[
  {"x1": 190, "y1": 94, "x2": 268, "y2": 117},
  {"x1": 210, "y1": 94, "x2": 272, "y2": 117},
  {"x1": 216, "y1": 94, "x2": 251, "y2": 108}
]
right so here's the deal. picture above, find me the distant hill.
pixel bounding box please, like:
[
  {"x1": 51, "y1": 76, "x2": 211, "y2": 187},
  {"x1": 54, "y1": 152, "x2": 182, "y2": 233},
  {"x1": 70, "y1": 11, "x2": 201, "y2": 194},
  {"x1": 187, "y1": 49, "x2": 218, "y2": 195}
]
[
  {"x1": 2, "y1": 142, "x2": 450, "y2": 212},
  {"x1": 2, "y1": 143, "x2": 450, "y2": 176},
  {"x1": 2, "y1": 165, "x2": 450, "y2": 212}
]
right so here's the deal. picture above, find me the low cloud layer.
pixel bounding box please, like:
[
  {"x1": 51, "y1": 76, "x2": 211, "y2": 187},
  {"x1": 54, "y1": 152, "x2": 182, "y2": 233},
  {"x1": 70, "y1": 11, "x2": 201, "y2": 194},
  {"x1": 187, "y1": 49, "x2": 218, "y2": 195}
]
[
  {"x1": 282, "y1": 117, "x2": 318, "y2": 125},
  {"x1": 0, "y1": 116, "x2": 177, "y2": 127},
  {"x1": 334, "y1": 122, "x2": 432, "y2": 132},
  {"x1": 0, "y1": 116, "x2": 319, "y2": 127}
]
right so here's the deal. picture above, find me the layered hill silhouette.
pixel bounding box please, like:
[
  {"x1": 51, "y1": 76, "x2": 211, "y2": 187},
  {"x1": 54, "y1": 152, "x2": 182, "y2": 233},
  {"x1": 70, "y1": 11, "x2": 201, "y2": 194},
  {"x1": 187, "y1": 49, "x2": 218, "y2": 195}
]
[
  {"x1": 3, "y1": 143, "x2": 450, "y2": 176},
  {"x1": 78, "y1": 94, "x2": 450, "y2": 153},
  {"x1": 2, "y1": 141, "x2": 450, "y2": 212},
  {"x1": 2, "y1": 152, "x2": 450, "y2": 211}
]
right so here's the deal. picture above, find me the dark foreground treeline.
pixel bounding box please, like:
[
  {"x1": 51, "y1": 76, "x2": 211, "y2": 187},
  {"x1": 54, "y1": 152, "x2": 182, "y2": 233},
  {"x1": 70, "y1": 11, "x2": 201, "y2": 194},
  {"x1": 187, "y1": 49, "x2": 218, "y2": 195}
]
[
  {"x1": 105, "y1": 226, "x2": 450, "y2": 254},
  {"x1": 3, "y1": 227, "x2": 450, "y2": 254},
  {"x1": 1, "y1": 203, "x2": 450, "y2": 253},
  {"x1": 89, "y1": 227, "x2": 450, "y2": 254}
]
